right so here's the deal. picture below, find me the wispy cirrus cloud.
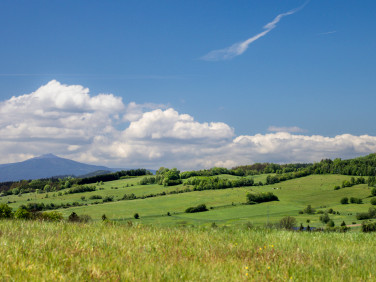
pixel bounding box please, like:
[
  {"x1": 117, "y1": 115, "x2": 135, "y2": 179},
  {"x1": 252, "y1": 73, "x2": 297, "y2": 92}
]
[{"x1": 201, "y1": 3, "x2": 307, "y2": 61}]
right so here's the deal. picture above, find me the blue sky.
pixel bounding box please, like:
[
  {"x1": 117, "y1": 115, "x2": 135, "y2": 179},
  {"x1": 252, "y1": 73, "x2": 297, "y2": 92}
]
[{"x1": 0, "y1": 0, "x2": 376, "y2": 168}]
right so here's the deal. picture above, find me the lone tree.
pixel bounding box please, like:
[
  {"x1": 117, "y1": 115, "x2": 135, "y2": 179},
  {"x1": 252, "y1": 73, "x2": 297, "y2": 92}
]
[
  {"x1": 279, "y1": 216, "x2": 297, "y2": 230},
  {"x1": 68, "y1": 212, "x2": 80, "y2": 222},
  {"x1": 303, "y1": 205, "x2": 315, "y2": 214},
  {"x1": 134, "y1": 213, "x2": 140, "y2": 219}
]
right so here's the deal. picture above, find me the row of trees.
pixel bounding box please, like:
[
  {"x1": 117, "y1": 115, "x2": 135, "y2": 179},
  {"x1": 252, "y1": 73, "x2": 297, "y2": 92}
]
[{"x1": 185, "y1": 176, "x2": 255, "y2": 191}]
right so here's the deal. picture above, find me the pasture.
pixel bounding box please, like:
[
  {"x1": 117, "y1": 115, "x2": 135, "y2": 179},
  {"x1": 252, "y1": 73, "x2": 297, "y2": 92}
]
[{"x1": 1, "y1": 174, "x2": 373, "y2": 228}]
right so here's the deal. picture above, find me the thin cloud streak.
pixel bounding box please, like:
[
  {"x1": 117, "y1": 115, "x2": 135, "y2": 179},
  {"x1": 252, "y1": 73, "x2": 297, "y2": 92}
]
[
  {"x1": 318, "y1": 30, "x2": 337, "y2": 35},
  {"x1": 201, "y1": 4, "x2": 307, "y2": 61}
]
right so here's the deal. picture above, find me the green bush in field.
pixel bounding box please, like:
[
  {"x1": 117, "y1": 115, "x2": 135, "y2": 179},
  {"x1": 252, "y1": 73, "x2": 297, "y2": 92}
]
[
  {"x1": 371, "y1": 188, "x2": 376, "y2": 196},
  {"x1": 0, "y1": 203, "x2": 13, "y2": 219},
  {"x1": 39, "y1": 211, "x2": 63, "y2": 222},
  {"x1": 340, "y1": 197, "x2": 349, "y2": 204},
  {"x1": 89, "y1": 195, "x2": 102, "y2": 200},
  {"x1": 319, "y1": 213, "x2": 330, "y2": 224},
  {"x1": 246, "y1": 192, "x2": 278, "y2": 204},
  {"x1": 302, "y1": 205, "x2": 315, "y2": 214},
  {"x1": 68, "y1": 212, "x2": 80, "y2": 222},
  {"x1": 371, "y1": 198, "x2": 376, "y2": 205},
  {"x1": 327, "y1": 220, "x2": 335, "y2": 228},
  {"x1": 14, "y1": 207, "x2": 31, "y2": 219},
  {"x1": 362, "y1": 221, "x2": 376, "y2": 232},
  {"x1": 334, "y1": 185, "x2": 340, "y2": 190},
  {"x1": 350, "y1": 197, "x2": 363, "y2": 204},
  {"x1": 134, "y1": 213, "x2": 140, "y2": 219},
  {"x1": 185, "y1": 204, "x2": 208, "y2": 213},
  {"x1": 278, "y1": 216, "x2": 297, "y2": 230},
  {"x1": 102, "y1": 196, "x2": 114, "y2": 202}
]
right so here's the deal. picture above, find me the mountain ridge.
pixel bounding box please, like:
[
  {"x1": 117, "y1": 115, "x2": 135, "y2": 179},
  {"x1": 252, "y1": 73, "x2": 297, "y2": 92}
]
[{"x1": 0, "y1": 154, "x2": 116, "y2": 182}]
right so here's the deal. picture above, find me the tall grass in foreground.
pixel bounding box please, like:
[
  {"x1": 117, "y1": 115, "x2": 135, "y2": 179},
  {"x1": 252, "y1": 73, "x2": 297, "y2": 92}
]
[{"x1": 0, "y1": 220, "x2": 375, "y2": 281}]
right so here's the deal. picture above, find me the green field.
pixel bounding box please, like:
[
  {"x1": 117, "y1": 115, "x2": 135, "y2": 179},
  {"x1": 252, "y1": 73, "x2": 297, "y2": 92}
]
[
  {"x1": 1, "y1": 174, "x2": 374, "y2": 228},
  {"x1": 1, "y1": 173, "x2": 376, "y2": 280},
  {"x1": 1, "y1": 220, "x2": 376, "y2": 281}
]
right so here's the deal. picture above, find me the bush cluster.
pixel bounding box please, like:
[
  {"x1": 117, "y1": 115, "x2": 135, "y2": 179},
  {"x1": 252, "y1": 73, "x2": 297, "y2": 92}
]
[
  {"x1": 246, "y1": 192, "x2": 279, "y2": 204},
  {"x1": 66, "y1": 185, "x2": 96, "y2": 194},
  {"x1": 362, "y1": 221, "x2": 376, "y2": 232},
  {"x1": 187, "y1": 176, "x2": 255, "y2": 191},
  {"x1": 185, "y1": 204, "x2": 208, "y2": 213}
]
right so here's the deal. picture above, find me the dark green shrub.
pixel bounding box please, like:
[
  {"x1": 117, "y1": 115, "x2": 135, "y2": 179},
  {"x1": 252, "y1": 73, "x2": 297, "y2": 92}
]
[
  {"x1": 341, "y1": 221, "x2": 346, "y2": 227},
  {"x1": 350, "y1": 197, "x2": 363, "y2": 204},
  {"x1": 246, "y1": 192, "x2": 278, "y2": 204},
  {"x1": 340, "y1": 197, "x2": 349, "y2": 204},
  {"x1": 122, "y1": 193, "x2": 136, "y2": 200},
  {"x1": 14, "y1": 208, "x2": 31, "y2": 219},
  {"x1": 356, "y1": 212, "x2": 371, "y2": 220},
  {"x1": 362, "y1": 222, "x2": 376, "y2": 232},
  {"x1": 101, "y1": 214, "x2": 107, "y2": 221},
  {"x1": 303, "y1": 205, "x2": 315, "y2": 214},
  {"x1": 185, "y1": 204, "x2": 208, "y2": 213},
  {"x1": 371, "y1": 188, "x2": 376, "y2": 196},
  {"x1": 334, "y1": 185, "x2": 340, "y2": 190},
  {"x1": 102, "y1": 196, "x2": 114, "y2": 202},
  {"x1": 89, "y1": 195, "x2": 102, "y2": 200},
  {"x1": 68, "y1": 212, "x2": 80, "y2": 222},
  {"x1": 0, "y1": 203, "x2": 13, "y2": 218},
  {"x1": 371, "y1": 198, "x2": 376, "y2": 205},
  {"x1": 134, "y1": 213, "x2": 139, "y2": 219},
  {"x1": 319, "y1": 213, "x2": 330, "y2": 224}
]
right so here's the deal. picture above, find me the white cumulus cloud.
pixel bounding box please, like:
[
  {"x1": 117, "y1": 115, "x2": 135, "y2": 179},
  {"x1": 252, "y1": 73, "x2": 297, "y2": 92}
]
[{"x1": 0, "y1": 80, "x2": 375, "y2": 170}]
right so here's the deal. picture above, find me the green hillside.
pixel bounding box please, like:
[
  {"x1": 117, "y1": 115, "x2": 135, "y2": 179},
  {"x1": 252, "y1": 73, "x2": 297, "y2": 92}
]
[{"x1": 2, "y1": 172, "x2": 374, "y2": 228}]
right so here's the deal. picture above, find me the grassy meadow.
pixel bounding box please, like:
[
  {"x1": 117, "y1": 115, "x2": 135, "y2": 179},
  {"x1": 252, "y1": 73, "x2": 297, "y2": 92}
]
[
  {"x1": 1, "y1": 174, "x2": 374, "y2": 228},
  {"x1": 1, "y1": 220, "x2": 376, "y2": 281},
  {"x1": 1, "y1": 172, "x2": 376, "y2": 280}
]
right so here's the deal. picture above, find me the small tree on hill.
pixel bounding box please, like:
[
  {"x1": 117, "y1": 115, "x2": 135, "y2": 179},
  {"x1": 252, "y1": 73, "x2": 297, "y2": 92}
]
[
  {"x1": 134, "y1": 213, "x2": 139, "y2": 219},
  {"x1": 68, "y1": 212, "x2": 80, "y2": 222},
  {"x1": 303, "y1": 205, "x2": 315, "y2": 214}
]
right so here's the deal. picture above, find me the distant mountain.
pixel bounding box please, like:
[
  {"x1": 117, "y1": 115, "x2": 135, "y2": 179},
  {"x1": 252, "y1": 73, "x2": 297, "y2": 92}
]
[{"x1": 0, "y1": 154, "x2": 115, "y2": 182}]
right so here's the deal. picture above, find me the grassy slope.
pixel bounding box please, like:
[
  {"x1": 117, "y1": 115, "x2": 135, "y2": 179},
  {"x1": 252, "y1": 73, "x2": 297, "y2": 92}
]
[
  {"x1": 1, "y1": 220, "x2": 376, "y2": 281},
  {"x1": 1, "y1": 174, "x2": 373, "y2": 227}
]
